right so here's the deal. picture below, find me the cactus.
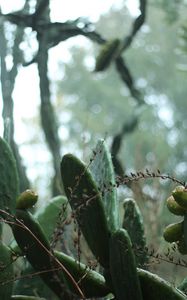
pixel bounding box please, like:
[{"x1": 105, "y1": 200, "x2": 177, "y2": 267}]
[
  {"x1": 35, "y1": 195, "x2": 68, "y2": 240},
  {"x1": 109, "y1": 228, "x2": 143, "y2": 300},
  {"x1": 163, "y1": 186, "x2": 187, "y2": 255},
  {"x1": 163, "y1": 221, "x2": 184, "y2": 243},
  {"x1": 0, "y1": 137, "x2": 19, "y2": 217},
  {"x1": 166, "y1": 195, "x2": 187, "y2": 216},
  {"x1": 12, "y1": 208, "x2": 83, "y2": 299},
  {"x1": 178, "y1": 277, "x2": 187, "y2": 295},
  {"x1": 0, "y1": 241, "x2": 14, "y2": 300},
  {"x1": 89, "y1": 139, "x2": 118, "y2": 232},
  {"x1": 138, "y1": 268, "x2": 187, "y2": 299},
  {"x1": 172, "y1": 186, "x2": 187, "y2": 209},
  {"x1": 61, "y1": 154, "x2": 111, "y2": 268},
  {"x1": 54, "y1": 250, "x2": 110, "y2": 297},
  {"x1": 13, "y1": 263, "x2": 58, "y2": 299},
  {"x1": 122, "y1": 198, "x2": 148, "y2": 267},
  {"x1": 0, "y1": 136, "x2": 187, "y2": 300}
]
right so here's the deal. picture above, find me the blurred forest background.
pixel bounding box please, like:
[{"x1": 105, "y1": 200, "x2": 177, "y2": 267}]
[{"x1": 1, "y1": 0, "x2": 187, "y2": 284}]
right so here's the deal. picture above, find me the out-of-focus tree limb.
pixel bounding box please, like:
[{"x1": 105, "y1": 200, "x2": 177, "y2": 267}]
[
  {"x1": 36, "y1": 0, "x2": 62, "y2": 196},
  {"x1": 0, "y1": 3, "x2": 30, "y2": 192},
  {"x1": 111, "y1": 0, "x2": 147, "y2": 182}
]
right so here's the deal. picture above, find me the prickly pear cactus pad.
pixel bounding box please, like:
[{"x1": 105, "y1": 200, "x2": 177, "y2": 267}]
[
  {"x1": 54, "y1": 250, "x2": 110, "y2": 297},
  {"x1": 0, "y1": 137, "x2": 19, "y2": 217},
  {"x1": 12, "y1": 209, "x2": 70, "y2": 299},
  {"x1": 35, "y1": 195, "x2": 68, "y2": 240},
  {"x1": 122, "y1": 198, "x2": 148, "y2": 267},
  {"x1": 0, "y1": 241, "x2": 14, "y2": 300},
  {"x1": 138, "y1": 268, "x2": 187, "y2": 300},
  {"x1": 61, "y1": 154, "x2": 110, "y2": 268},
  {"x1": 89, "y1": 139, "x2": 118, "y2": 232},
  {"x1": 109, "y1": 228, "x2": 143, "y2": 300}
]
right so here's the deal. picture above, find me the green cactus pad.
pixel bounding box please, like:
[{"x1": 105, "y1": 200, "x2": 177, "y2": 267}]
[
  {"x1": 0, "y1": 241, "x2": 14, "y2": 300},
  {"x1": 89, "y1": 139, "x2": 118, "y2": 232},
  {"x1": 61, "y1": 154, "x2": 110, "y2": 268},
  {"x1": 163, "y1": 222, "x2": 183, "y2": 243},
  {"x1": 178, "y1": 277, "x2": 187, "y2": 295},
  {"x1": 138, "y1": 268, "x2": 187, "y2": 299},
  {"x1": 35, "y1": 195, "x2": 68, "y2": 240},
  {"x1": 122, "y1": 198, "x2": 148, "y2": 268},
  {"x1": 16, "y1": 190, "x2": 38, "y2": 209},
  {"x1": 12, "y1": 209, "x2": 78, "y2": 299},
  {"x1": 109, "y1": 228, "x2": 143, "y2": 300},
  {"x1": 13, "y1": 263, "x2": 58, "y2": 299},
  {"x1": 55, "y1": 250, "x2": 110, "y2": 297},
  {"x1": 0, "y1": 137, "x2": 19, "y2": 217},
  {"x1": 95, "y1": 39, "x2": 120, "y2": 72}
]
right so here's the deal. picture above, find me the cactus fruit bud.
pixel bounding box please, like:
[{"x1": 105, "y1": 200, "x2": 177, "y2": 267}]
[
  {"x1": 172, "y1": 186, "x2": 187, "y2": 209},
  {"x1": 166, "y1": 196, "x2": 187, "y2": 216},
  {"x1": 163, "y1": 222, "x2": 183, "y2": 243},
  {"x1": 16, "y1": 190, "x2": 38, "y2": 209}
]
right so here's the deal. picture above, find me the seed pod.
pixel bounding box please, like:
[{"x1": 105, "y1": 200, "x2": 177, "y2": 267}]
[
  {"x1": 172, "y1": 186, "x2": 187, "y2": 209},
  {"x1": 16, "y1": 190, "x2": 38, "y2": 209},
  {"x1": 163, "y1": 222, "x2": 183, "y2": 243},
  {"x1": 166, "y1": 195, "x2": 187, "y2": 216},
  {"x1": 95, "y1": 39, "x2": 120, "y2": 72}
]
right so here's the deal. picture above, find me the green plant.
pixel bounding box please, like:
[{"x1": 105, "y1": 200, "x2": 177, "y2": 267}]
[{"x1": 0, "y1": 136, "x2": 187, "y2": 299}]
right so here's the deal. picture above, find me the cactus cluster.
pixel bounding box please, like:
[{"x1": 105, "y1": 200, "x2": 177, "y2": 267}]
[
  {"x1": 163, "y1": 186, "x2": 187, "y2": 255},
  {"x1": 0, "y1": 136, "x2": 187, "y2": 299}
]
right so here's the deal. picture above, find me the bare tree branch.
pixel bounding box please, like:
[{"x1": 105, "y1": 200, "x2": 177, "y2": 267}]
[{"x1": 0, "y1": 3, "x2": 30, "y2": 192}]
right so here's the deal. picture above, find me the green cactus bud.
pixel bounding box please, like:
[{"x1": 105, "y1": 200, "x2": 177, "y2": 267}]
[
  {"x1": 166, "y1": 195, "x2": 187, "y2": 216},
  {"x1": 95, "y1": 39, "x2": 120, "y2": 72},
  {"x1": 16, "y1": 190, "x2": 38, "y2": 209},
  {"x1": 163, "y1": 222, "x2": 183, "y2": 243},
  {"x1": 172, "y1": 186, "x2": 187, "y2": 209}
]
